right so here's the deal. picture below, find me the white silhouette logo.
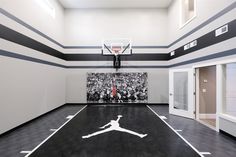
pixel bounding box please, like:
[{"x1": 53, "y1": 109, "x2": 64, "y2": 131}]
[{"x1": 82, "y1": 115, "x2": 147, "y2": 139}]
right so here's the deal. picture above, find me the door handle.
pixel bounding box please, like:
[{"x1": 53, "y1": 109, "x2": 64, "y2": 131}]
[{"x1": 169, "y1": 93, "x2": 173, "y2": 96}]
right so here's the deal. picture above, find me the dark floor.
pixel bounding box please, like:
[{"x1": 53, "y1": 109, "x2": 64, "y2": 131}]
[
  {"x1": 0, "y1": 105, "x2": 83, "y2": 157},
  {"x1": 0, "y1": 105, "x2": 235, "y2": 157},
  {"x1": 27, "y1": 105, "x2": 201, "y2": 157},
  {"x1": 149, "y1": 105, "x2": 236, "y2": 157}
]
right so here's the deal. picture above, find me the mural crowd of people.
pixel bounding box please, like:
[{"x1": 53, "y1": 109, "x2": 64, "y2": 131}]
[{"x1": 87, "y1": 73, "x2": 148, "y2": 103}]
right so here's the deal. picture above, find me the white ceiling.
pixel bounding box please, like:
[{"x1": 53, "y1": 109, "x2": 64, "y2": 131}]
[{"x1": 58, "y1": 0, "x2": 173, "y2": 9}]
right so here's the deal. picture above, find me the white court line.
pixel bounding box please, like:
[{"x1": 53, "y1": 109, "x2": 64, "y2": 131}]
[
  {"x1": 66, "y1": 115, "x2": 74, "y2": 119},
  {"x1": 200, "y1": 152, "x2": 211, "y2": 155},
  {"x1": 25, "y1": 105, "x2": 87, "y2": 157},
  {"x1": 20, "y1": 151, "x2": 31, "y2": 154},
  {"x1": 49, "y1": 129, "x2": 58, "y2": 132},
  {"x1": 147, "y1": 105, "x2": 204, "y2": 157},
  {"x1": 159, "y1": 116, "x2": 167, "y2": 120},
  {"x1": 175, "y1": 130, "x2": 183, "y2": 132}
]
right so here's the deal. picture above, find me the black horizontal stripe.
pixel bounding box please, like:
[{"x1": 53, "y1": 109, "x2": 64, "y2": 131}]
[
  {"x1": 65, "y1": 53, "x2": 169, "y2": 61},
  {"x1": 169, "y1": 19, "x2": 236, "y2": 59},
  {"x1": 0, "y1": 24, "x2": 65, "y2": 60},
  {"x1": 1, "y1": 19, "x2": 235, "y2": 61},
  {"x1": 168, "y1": 2, "x2": 236, "y2": 47},
  {"x1": 1, "y1": 2, "x2": 235, "y2": 49},
  {"x1": 1, "y1": 49, "x2": 236, "y2": 69},
  {"x1": 0, "y1": 49, "x2": 66, "y2": 68}
]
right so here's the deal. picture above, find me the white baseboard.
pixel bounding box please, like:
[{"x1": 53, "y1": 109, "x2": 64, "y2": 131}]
[{"x1": 199, "y1": 114, "x2": 216, "y2": 119}]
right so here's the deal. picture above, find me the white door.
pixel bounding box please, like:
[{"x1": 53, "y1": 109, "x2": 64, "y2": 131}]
[{"x1": 169, "y1": 69, "x2": 195, "y2": 119}]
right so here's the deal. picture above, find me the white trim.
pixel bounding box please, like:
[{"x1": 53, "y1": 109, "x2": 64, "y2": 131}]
[
  {"x1": 192, "y1": 58, "x2": 236, "y2": 69},
  {"x1": 195, "y1": 65, "x2": 219, "y2": 132},
  {"x1": 147, "y1": 105, "x2": 204, "y2": 157},
  {"x1": 159, "y1": 116, "x2": 167, "y2": 120},
  {"x1": 20, "y1": 151, "x2": 31, "y2": 154},
  {"x1": 219, "y1": 113, "x2": 236, "y2": 123},
  {"x1": 199, "y1": 114, "x2": 216, "y2": 119},
  {"x1": 216, "y1": 64, "x2": 223, "y2": 132},
  {"x1": 200, "y1": 152, "x2": 211, "y2": 155},
  {"x1": 49, "y1": 129, "x2": 58, "y2": 132},
  {"x1": 66, "y1": 115, "x2": 75, "y2": 119},
  {"x1": 169, "y1": 68, "x2": 195, "y2": 119},
  {"x1": 195, "y1": 68, "x2": 200, "y2": 120},
  {"x1": 175, "y1": 130, "x2": 183, "y2": 132},
  {"x1": 25, "y1": 105, "x2": 87, "y2": 157}
]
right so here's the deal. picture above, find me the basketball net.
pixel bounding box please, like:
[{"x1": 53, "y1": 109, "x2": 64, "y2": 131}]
[{"x1": 112, "y1": 46, "x2": 122, "y2": 56}]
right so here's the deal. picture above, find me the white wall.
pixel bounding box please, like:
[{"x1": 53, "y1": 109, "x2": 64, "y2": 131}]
[
  {"x1": 64, "y1": 8, "x2": 168, "y2": 47},
  {"x1": 168, "y1": 0, "x2": 235, "y2": 47},
  {"x1": 0, "y1": 0, "x2": 235, "y2": 135},
  {"x1": 0, "y1": 0, "x2": 65, "y2": 50},
  {"x1": 66, "y1": 68, "x2": 169, "y2": 104},
  {"x1": 0, "y1": 0, "x2": 66, "y2": 135},
  {"x1": 0, "y1": 48, "x2": 65, "y2": 134}
]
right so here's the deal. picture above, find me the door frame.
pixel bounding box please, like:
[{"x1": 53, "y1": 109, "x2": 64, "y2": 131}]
[
  {"x1": 195, "y1": 65, "x2": 218, "y2": 131},
  {"x1": 193, "y1": 62, "x2": 224, "y2": 132},
  {"x1": 169, "y1": 68, "x2": 195, "y2": 119}
]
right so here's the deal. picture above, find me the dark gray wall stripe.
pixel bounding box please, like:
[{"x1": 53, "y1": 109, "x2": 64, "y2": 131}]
[
  {"x1": 0, "y1": 49, "x2": 168, "y2": 69},
  {"x1": 67, "y1": 65, "x2": 169, "y2": 69},
  {"x1": 0, "y1": 23, "x2": 169, "y2": 61},
  {"x1": 133, "y1": 46, "x2": 168, "y2": 49},
  {"x1": 0, "y1": 49, "x2": 66, "y2": 68},
  {"x1": 1, "y1": 48, "x2": 236, "y2": 69},
  {"x1": 1, "y1": 19, "x2": 235, "y2": 61},
  {"x1": 63, "y1": 45, "x2": 168, "y2": 49},
  {"x1": 1, "y1": 2, "x2": 235, "y2": 49},
  {"x1": 65, "y1": 53, "x2": 169, "y2": 61},
  {"x1": 168, "y1": 1, "x2": 236, "y2": 47},
  {"x1": 0, "y1": 8, "x2": 167, "y2": 49},
  {"x1": 170, "y1": 19, "x2": 236, "y2": 59},
  {"x1": 0, "y1": 24, "x2": 65, "y2": 60},
  {"x1": 169, "y1": 48, "x2": 236, "y2": 68},
  {"x1": 63, "y1": 46, "x2": 101, "y2": 49},
  {"x1": 0, "y1": 8, "x2": 63, "y2": 48}
]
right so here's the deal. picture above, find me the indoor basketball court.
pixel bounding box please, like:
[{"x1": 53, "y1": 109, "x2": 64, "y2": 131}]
[{"x1": 0, "y1": 0, "x2": 236, "y2": 157}]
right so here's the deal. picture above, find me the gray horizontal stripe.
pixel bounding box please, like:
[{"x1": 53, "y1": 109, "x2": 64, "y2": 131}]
[
  {"x1": 0, "y1": 8, "x2": 63, "y2": 48},
  {"x1": 63, "y1": 46, "x2": 101, "y2": 49},
  {"x1": 168, "y1": 1, "x2": 236, "y2": 47},
  {"x1": 1, "y1": 2, "x2": 235, "y2": 49},
  {"x1": 133, "y1": 46, "x2": 168, "y2": 49},
  {"x1": 67, "y1": 65, "x2": 169, "y2": 69},
  {"x1": 0, "y1": 49, "x2": 66, "y2": 68},
  {"x1": 63, "y1": 46, "x2": 168, "y2": 49},
  {"x1": 170, "y1": 48, "x2": 236, "y2": 67},
  {"x1": 1, "y1": 48, "x2": 236, "y2": 69}
]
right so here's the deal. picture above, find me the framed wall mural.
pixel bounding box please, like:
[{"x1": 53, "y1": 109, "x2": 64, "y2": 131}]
[{"x1": 87, "y1": 73, "x2": 148, "y2": 103}]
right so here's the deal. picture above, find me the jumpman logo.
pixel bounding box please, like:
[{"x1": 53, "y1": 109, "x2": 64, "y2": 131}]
[{"x1": 82, "y1": 115, "x2": 147, "y2": 139}]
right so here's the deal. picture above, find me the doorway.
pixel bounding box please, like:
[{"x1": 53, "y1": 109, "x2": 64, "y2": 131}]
[
  {"x1": 169, "y1": 69, "x2": 195, "y2": 119},
  {"x1": 196, "y1": 66, "x2": 217, "y2": 129}
]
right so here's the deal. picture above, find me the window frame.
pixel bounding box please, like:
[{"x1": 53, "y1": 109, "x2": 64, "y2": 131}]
[{"x1": 179, "y1": 0, "x2": 197, "y2": 29}]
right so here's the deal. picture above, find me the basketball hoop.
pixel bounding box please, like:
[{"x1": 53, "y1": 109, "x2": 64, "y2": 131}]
[
  {"x1": 112, "y1": 46, "x2": 122, "y2": 56},
  {"x1": 101, "y1": 39, "x2": 132, "y2": 70}
]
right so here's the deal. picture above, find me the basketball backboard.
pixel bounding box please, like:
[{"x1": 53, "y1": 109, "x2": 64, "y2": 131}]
[{"x1": 102, "y1": 39, "x2": 132, "y2": 56}]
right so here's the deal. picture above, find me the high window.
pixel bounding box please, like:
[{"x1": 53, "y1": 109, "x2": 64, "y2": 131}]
[
  {"x1": 35, "y1": 0, "x2": 55, "y2": 18},
  {"x1": 180, "y1": 0, "x2": 196, "y2": 28}
]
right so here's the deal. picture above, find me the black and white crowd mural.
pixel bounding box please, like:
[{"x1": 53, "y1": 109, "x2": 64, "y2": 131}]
[{"x1": 87, "y1": 73, "x2": 148, "y2": 103}]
